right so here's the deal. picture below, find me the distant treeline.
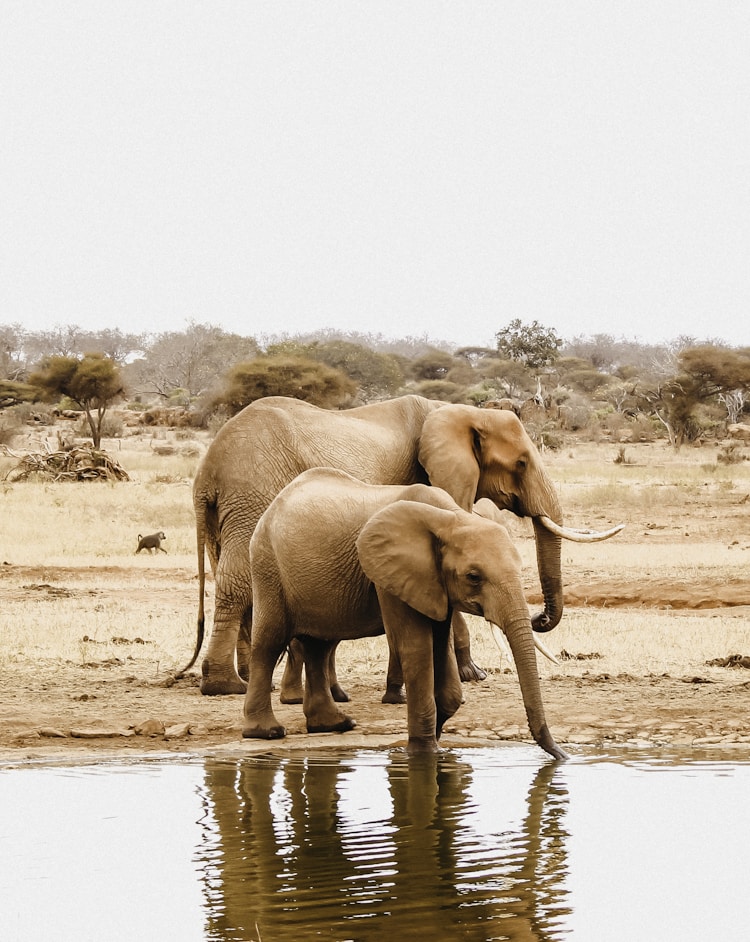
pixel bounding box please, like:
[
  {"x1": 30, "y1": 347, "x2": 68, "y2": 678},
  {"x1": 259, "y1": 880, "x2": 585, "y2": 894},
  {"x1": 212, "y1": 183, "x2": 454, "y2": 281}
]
[{"x1": 1, "y1": 320, "x2": 749, "y2": 449}]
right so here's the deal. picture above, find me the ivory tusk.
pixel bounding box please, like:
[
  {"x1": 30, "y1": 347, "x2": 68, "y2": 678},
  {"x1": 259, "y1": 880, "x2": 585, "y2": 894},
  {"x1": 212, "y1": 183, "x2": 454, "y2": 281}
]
[
  {"x1": 531, "y1": 632, "x2": 560, "y2": 665},
  {"x1": 489, "y1": 623, "x2": 560, "y2": 666},
  {"x1": 538, "y1": 515, "x2": 625, "y2": 543},
  {"x1": 490, "y1": 623, "x2": 513, "y2": 665}
]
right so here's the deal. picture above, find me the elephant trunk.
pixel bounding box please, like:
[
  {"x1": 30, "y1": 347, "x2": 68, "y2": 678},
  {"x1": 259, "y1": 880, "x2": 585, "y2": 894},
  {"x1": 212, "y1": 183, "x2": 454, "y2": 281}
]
[
  {"x1": 498, "y1": 612, "x2": 568, "y2": 761},
  {"x1": 530, "y1": 518, "x2": 563, "y2": 632}
]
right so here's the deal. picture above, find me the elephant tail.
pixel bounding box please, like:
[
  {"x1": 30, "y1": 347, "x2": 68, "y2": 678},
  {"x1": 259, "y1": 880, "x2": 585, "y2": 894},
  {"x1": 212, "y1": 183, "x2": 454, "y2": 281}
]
[{"x1": 174, "y1": 504, "x2": 208, "y2": 678}]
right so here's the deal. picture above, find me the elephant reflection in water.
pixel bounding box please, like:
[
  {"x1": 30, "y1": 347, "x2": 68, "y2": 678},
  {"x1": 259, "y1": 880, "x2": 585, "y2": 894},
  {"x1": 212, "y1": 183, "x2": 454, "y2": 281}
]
[{"x1": 196, "y1": 752, "x2": 571, "y2": 941}]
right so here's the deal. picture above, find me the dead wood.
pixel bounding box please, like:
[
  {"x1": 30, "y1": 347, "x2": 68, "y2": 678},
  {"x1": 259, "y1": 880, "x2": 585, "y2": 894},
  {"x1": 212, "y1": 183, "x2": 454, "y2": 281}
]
[{"x1": 3, "y1": 443, "x2": 130, "y2": 482}]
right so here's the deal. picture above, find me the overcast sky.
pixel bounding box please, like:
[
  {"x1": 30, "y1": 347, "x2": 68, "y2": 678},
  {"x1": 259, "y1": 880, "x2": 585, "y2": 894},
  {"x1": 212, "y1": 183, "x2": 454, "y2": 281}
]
[{"x1": 2, "y1": 2, "x2": 749, "y2": 349}]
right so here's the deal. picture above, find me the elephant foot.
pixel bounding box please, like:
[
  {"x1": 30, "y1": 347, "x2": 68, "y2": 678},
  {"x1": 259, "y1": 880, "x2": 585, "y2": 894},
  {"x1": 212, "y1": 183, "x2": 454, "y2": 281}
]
[
  {"x1": 436, "y1": 705, "x2": 460, "y2": 738},
  {"x1": 455, "y1": 646, "x2": 487, "y2": 683},
  {"x1": 406, "y1": 736, "x2": 440, "y2": 755},
  {"x1": 307, "y1": 716, "x2": 357, "y2": 734},
  {"x1": 381, "y1": 683, "x2": 406, "y2": 705},
  {"x1": 330, "y1": 683, "x2": 350, "y2": 703},
  {"x1": 279, "y1": 685, "x2": 303, "y2": 705},
  {"x1": 242, "y1": 723, "x2": 286, "y2": 740},
  {"x1": 200, "y1": 660, "x2": 247, "y2": 696}
]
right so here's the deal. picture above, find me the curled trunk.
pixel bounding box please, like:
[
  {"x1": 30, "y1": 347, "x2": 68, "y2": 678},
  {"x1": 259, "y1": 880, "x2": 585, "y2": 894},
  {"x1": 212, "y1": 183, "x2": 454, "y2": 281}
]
[{"x1": 531, "y1": 519, "x2": 563, "y2": 633}]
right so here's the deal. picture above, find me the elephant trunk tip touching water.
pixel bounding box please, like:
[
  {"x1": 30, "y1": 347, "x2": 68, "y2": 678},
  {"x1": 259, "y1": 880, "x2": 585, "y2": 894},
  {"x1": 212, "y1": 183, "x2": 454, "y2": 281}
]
[{"x1": 535, "y1": 726, "x2": 569, "y2": 762}]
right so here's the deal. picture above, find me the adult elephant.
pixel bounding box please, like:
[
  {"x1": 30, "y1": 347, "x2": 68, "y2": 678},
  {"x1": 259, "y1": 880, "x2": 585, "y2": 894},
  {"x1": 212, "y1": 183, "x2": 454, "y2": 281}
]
[
  {"x1": 186, "y1": 394, "x2": 621, "y2": 696},
  {"x1": 242, "y1": 468, "x2": 568, "y2": 759}
]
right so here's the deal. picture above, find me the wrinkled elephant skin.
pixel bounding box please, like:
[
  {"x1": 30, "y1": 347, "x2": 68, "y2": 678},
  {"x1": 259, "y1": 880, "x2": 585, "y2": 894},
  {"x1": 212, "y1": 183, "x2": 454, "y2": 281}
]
[
  {"x1": 241, "y1": 468, "x2": 567, "y2": 760},
  {"x1": 188, "y1": 395, "x2": 599, "y2": 696}
]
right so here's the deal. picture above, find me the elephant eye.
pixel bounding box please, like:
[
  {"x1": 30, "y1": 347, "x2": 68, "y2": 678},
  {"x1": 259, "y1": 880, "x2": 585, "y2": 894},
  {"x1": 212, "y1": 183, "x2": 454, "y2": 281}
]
[
  {"x1": 516, "y1": 456, "x2": 528, "y2": 472},
  {"x1": 466, "y1": 569, "x2": 482, "y2": 586}
]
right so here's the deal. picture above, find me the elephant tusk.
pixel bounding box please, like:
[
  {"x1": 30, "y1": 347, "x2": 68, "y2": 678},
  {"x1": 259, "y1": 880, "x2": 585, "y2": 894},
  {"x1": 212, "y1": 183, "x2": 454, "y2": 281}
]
[
  {"x1": 531, "y1": 632, "x2": 560, "y2": 665},
  {"x1": 538, "y1": 515, "x2": 625, "y2": 543},
  {"x1": 490, "y1": 623, "x2": 513, "y2": 667},
  {"x1": 489, "y1": 623, "x2": 560, "y2": 666}
]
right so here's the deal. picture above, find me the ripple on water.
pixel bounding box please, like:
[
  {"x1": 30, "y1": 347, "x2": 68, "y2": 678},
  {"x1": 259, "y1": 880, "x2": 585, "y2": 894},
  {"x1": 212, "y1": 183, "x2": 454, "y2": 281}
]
[{"x1": 1, "y1": 744, "x2": 749, "y2": 941}]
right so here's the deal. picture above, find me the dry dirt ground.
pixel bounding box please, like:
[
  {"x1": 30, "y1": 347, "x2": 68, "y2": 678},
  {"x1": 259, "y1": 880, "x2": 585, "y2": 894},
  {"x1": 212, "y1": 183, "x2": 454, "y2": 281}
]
[
  {"x1": 2, "y1": 554, "x2": 749, "y2": 765},
  {"x1": 2, "y1": 437, "x2": 750, "y2": 764}
]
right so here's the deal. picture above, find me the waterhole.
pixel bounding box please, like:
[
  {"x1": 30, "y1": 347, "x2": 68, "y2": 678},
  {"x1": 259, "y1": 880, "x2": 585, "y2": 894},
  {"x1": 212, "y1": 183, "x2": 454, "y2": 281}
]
[{"x1": 1, "y1": 745, "x2": 748, "y2": 941}]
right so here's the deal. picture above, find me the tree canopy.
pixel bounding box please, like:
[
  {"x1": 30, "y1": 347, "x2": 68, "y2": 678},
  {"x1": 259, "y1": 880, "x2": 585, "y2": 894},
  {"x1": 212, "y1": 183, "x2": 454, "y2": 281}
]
[
  {"x1": 495, "y1": 319, "x2": 563, "y2": 369},
  {"x1": 217, "y1": 355, "x2": 357, "y2": 414},
  {"x1": 29, "y1": 353, "x2": 124, "y2": 447},
  {"x1": 3, "y1": 318, "x2": 749, "y2": 449},
  {"x1": 0, "y1": 378, "x2": 36, "y2": 410},
  {"x1": 265, "y1": 338, "x2": 404, "y2": 401}
]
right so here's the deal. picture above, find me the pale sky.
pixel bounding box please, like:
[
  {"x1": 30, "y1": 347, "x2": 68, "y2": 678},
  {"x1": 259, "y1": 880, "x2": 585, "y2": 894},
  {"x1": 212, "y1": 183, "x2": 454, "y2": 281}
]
[{"x1": 2, "y1": 2, "x2": 749, "y2": 349}]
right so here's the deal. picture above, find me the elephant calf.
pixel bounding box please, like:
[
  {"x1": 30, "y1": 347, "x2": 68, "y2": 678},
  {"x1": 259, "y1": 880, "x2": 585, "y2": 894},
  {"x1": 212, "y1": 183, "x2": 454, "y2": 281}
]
[{"x1": 242, "y1": 467, "x2": 567, "y2": 760}]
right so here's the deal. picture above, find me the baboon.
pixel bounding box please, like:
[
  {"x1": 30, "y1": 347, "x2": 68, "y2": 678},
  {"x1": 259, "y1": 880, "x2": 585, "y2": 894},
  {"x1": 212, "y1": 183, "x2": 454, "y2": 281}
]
[{"x1": 136, "y1": 531, "x2": 167, "y2": 554}]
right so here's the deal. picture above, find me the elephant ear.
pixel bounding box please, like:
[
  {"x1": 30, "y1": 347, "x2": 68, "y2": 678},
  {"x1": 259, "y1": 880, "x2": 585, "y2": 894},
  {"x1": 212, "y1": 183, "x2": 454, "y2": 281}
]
[
  {"x1": 418, "y1": 406, "x2": 480, "y2": 511},
  {"x1": 473, "y1": 497, "x2": 508, "y2": 526},
  {"x1": 356, "y1": 500, "x2": 454, "y2": 622}
]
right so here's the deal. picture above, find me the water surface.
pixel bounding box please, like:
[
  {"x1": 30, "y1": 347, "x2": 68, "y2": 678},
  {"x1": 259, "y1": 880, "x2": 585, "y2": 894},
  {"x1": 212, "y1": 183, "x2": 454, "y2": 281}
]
[{"x1": 1, "y1": 745, "x2": 748, "y2": 941}]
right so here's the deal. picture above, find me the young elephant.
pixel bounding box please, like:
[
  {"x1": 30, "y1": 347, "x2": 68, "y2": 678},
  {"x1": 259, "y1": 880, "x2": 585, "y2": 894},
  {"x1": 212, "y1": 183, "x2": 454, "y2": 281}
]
[{"x1": 242, "y1": 468, "x2": 567, "y2": 760}]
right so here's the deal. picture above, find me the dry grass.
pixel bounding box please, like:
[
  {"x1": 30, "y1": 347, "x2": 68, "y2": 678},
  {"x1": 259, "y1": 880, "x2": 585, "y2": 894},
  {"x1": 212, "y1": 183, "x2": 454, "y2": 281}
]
[
  {"x1": 1, "y1": 429, "x2": 748, "y2": 682},
  {"x1": 0, "y1": 575, "x2": 198, "y2": 671},
  {"x1": 331, "y1": 607, "x2": 750, "y2": 688},
  {"x1": 0, "y1": 428, "x2": 203, "y2": 673},
  {"x1": 0, "y1": 431, "x2": 201, "y2": 560}
]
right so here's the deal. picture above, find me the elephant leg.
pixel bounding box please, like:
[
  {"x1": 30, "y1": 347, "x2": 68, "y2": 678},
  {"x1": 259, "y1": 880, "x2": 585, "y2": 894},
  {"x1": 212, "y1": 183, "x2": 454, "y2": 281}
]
[
  {"x1": 433, "y1": 621, "x2": 463, "y2": 738},
  {"x1": 299, "y1": 637, "x2": 356, "y2": 734},
  {"x1": 241, "y1": 631, "x2": 286, "y2": 740},
  {"x1": 279, "y1": 638, "x2": 305, "y2": 703},
  {"x1": 326, "y1": 643, "x2": 350, "y2": 703},
  {"x1": 236, "y1": 614, "x2": 252, "y2": 683},
  {"x1": 200, "y1": 552, "x2": 251, "y2": 696},
  {"x1": 382, "y1": 644, "x2": 406, "y2": 704},
  {"x1": 280, "y1": 640, "x2": 350, "y2": 704},
  {"x1": 379, "y1": 592, "x2": 440, "y2": 754},
  {"x1": 452, "y1": 611, "x2": 487, "y2": 683},
  {"x1": 202, "y1": 604, "x2": 249, "y2": 696}
]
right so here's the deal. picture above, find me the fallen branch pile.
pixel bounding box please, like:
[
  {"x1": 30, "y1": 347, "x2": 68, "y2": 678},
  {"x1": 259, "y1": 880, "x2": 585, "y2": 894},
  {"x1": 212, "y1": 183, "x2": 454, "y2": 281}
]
[
  {"x1": 4, "y1": 444, "x2": 130, "y2": 482},
  {"x1": 705, "y1": 654, "x2": 750, "y2": 669}
]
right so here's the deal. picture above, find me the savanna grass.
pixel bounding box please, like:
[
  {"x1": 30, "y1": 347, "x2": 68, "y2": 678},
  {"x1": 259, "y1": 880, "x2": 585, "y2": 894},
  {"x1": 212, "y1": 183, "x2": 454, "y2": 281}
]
[{"x1": 0, "y1": 430, "x2": 748, "y2": 680}]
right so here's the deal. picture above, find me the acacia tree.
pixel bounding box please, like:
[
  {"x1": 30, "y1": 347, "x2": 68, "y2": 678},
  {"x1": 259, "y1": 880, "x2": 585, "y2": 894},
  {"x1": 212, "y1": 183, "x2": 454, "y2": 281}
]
[
  {"x1": 266, "y1": 338, "x2": 404, "y2": 401},
  {"x1": 678, "y1": 346, "x2": 750, "y2": 422},
  {"x1": 409, "y1": 349, "x2": 457, "y2": 382},
  {"x1": 217, "y1": 355, "x2": 356, "y2": 415},
  {"x1": 495, "y1": 319, "x2": 562, "y2": 369},
  {"x1": 0, "y1": 379, "x2": 36, "y2": 410},
  {"x1": 639, "y1": 377, "x2": 702, "y2": 448},
  {"x1": 30, "y1": 353, "x2": 125, "y2": 448},
  {"x1": 630, "y1": 345, "x2": 750, "y2": 448}
]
